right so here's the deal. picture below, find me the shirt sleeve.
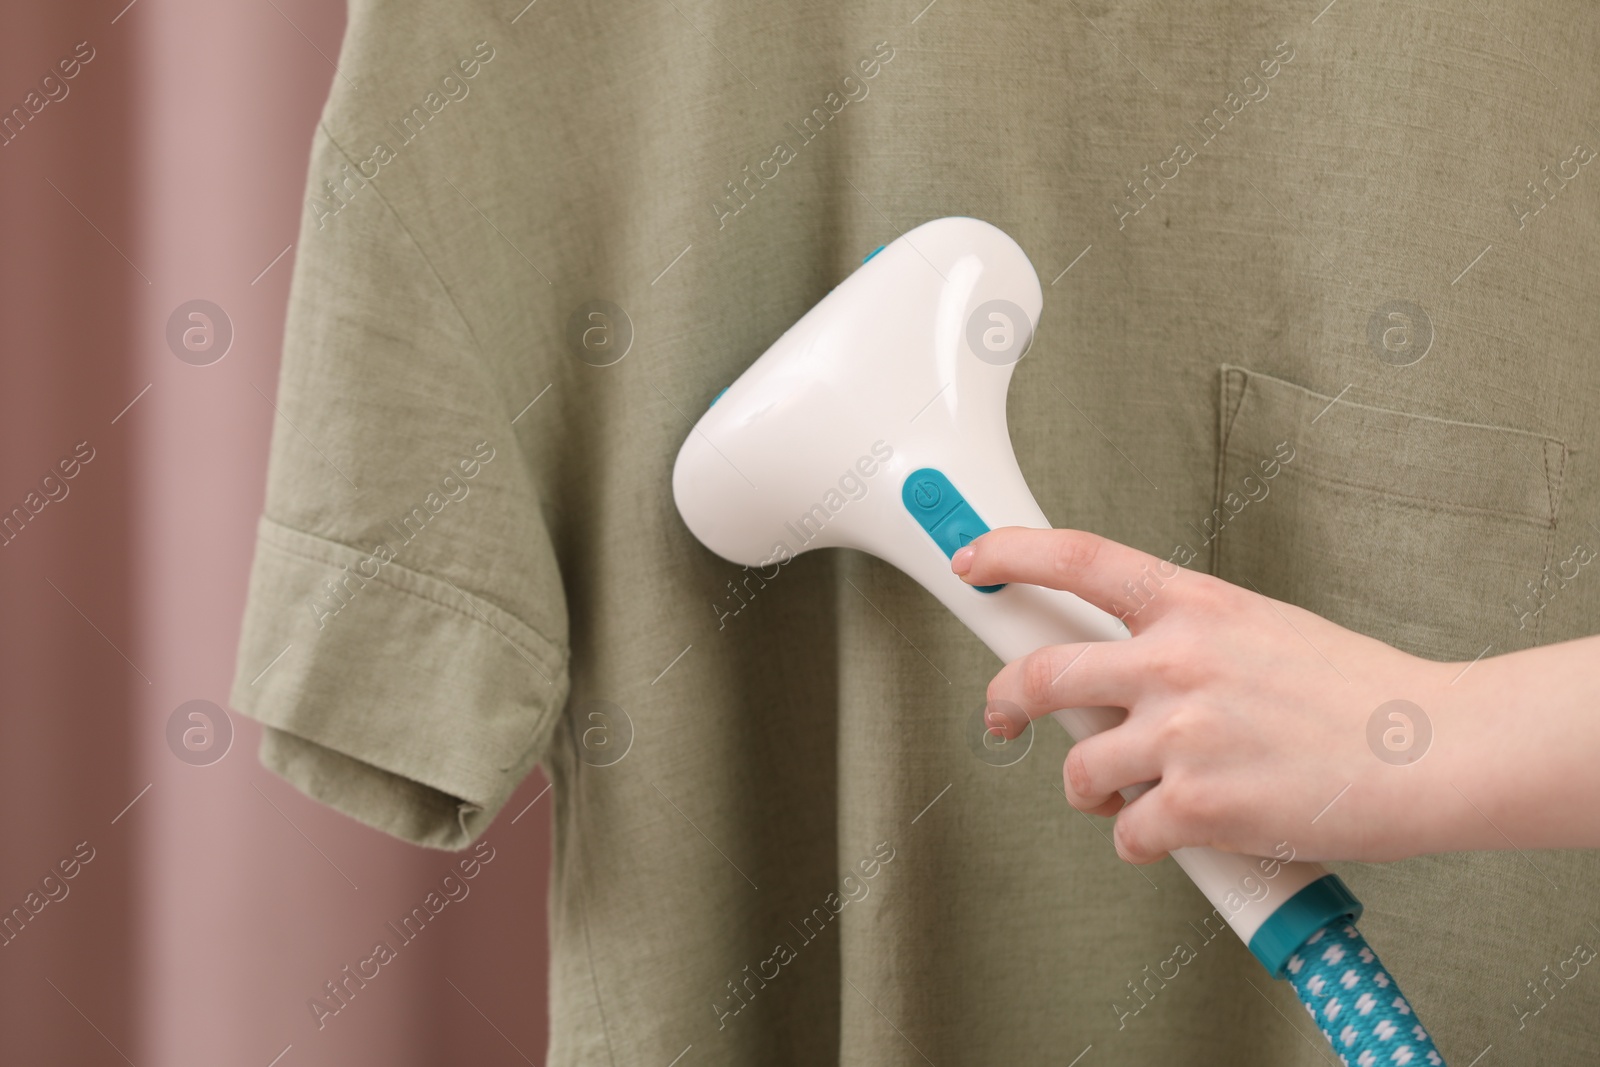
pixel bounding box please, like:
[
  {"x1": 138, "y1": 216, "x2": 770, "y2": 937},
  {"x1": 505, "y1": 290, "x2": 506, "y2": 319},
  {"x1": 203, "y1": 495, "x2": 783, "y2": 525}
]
[{"x1": 228, "y1": 124, "x2": 571, "y2": 851}]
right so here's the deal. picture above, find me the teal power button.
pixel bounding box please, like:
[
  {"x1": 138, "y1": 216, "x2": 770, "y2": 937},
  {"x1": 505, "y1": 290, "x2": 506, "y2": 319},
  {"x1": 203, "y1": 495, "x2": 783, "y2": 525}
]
[{"x1": 901, "y1": 468, "x2": 1004, "y2": 593}]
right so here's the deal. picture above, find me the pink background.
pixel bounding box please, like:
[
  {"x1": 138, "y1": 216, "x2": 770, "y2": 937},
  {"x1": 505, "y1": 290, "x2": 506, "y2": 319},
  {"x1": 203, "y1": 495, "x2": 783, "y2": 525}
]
[{"x1": 0, "y1": 3, "x2": 553, "y2": 1063}]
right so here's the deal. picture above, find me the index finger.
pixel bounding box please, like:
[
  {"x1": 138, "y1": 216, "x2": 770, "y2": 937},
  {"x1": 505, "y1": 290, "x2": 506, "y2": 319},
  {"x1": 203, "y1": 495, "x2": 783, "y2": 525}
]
[{"x1": 950, "y1": 527, "x2": 1194, "y2": 628}]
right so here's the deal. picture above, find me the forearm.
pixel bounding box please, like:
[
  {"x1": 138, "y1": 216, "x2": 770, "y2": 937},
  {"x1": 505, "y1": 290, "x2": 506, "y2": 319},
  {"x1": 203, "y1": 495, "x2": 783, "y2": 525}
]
[{"x1": 1433, "y1": 633, "x2": 1600, "y2": 853}]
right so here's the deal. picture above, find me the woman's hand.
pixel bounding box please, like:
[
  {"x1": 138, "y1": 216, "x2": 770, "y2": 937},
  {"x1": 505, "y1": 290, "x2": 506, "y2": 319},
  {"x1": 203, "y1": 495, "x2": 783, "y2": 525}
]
[{"x1": 951, "y1": 527, "x2": 1489, "y2": 866}]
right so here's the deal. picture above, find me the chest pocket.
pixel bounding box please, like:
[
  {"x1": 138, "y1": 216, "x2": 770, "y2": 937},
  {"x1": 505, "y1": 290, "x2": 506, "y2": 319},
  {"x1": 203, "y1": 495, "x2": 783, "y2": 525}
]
[{"x1": 1212, "y1": 365, "x2": 1569, "y2": 661}]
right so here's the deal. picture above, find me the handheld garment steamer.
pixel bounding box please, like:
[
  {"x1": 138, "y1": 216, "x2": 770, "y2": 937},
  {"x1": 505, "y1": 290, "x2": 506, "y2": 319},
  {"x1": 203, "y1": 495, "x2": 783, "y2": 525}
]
[{"x1": 672, "y1": 216, "x2": 1444, "y2": 1064}]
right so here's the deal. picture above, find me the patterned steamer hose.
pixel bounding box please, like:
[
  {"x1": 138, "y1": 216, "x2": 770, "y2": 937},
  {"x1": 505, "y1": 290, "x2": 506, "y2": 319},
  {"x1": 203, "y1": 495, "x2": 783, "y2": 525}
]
[{"x1": 1283, "y1": 921, "x2": 1445, "y2": 1065}]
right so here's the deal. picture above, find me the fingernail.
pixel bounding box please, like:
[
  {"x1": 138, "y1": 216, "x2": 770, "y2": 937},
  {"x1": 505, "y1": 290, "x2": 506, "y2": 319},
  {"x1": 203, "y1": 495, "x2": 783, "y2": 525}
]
[{"x1": 951, "y1": 545, "x2": 975, "y2": 575}]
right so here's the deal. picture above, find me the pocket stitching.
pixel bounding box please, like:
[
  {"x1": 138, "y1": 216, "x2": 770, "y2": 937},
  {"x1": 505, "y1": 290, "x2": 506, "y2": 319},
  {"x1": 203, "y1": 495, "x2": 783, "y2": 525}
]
[
  {"x1": 1222, "y1": 365, "x2": 1568, "y2": 527},
  {"x1": 1233, "y1": 453, "x2": 1561, "y2": 528},
  {"x1": 1543, "y1": 439, "x2": 1570, "y2": 526}
]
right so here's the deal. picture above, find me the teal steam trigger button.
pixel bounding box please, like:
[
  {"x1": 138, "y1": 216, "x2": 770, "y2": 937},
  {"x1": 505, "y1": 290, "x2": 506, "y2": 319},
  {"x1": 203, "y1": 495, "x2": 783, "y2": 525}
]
[{"x1": 901, "y1": 468, "x2": 1004, "y2": 593}]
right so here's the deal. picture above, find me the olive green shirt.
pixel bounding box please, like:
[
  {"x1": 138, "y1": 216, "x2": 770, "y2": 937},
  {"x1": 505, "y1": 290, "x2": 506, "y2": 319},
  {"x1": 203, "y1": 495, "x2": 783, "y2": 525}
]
[{"x1": 230, "y1": 1, "x2": 1600, "y2": 1062}]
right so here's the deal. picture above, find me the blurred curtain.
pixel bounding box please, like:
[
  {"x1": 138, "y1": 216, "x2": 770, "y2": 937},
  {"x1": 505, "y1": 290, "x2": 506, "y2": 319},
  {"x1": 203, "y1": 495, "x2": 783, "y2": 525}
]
[{"x1": 0, "y1": 3, "x2": 552, "y2": 1064}]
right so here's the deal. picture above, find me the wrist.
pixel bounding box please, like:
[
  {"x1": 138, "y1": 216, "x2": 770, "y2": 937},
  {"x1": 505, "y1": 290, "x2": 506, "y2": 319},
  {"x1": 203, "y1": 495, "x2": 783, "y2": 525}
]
[
  {"x1": 1368, "y1": 655, "x2": 1481, "y2": 857},
  {"x1": 1425, "y1": 648, "x2": 1550, "y2": 854}
]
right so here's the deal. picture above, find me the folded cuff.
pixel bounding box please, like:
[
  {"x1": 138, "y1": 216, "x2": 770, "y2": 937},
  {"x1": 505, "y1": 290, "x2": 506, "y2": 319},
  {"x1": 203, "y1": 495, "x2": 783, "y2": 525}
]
[{"x1": 229, "y1": 515, "x2": 569, "y2": 850}]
